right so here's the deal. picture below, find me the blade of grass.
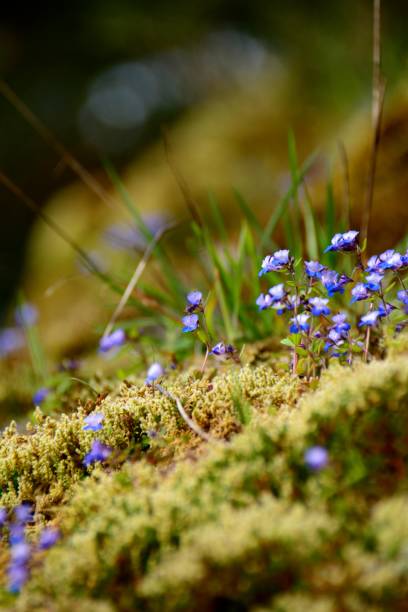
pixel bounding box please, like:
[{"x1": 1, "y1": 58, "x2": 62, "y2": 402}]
[{"x1": 233, "y1": 188, "x2": 263, "y2": 236}]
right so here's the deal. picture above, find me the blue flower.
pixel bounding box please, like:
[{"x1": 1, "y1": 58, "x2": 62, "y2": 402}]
[
  {"x1": 366, "y1": 255, "x2": 381, "y2": 272},
  {"x1": 0, "y1": 328, "x2": 24, "y2": 358},
  {"x1": 83, "y1": 440, "x2": 112, "y2": 467},
  {"x1": 321, "y1": 270, "x2": 351, "y2": 296},
  {"x1": 10, "y1": 542, "x2": 31, "y2": 565},
  {"x1": 99, "y1": 329, "x2": 126, "y2": 353},
  {"x1": 32, "y1": 387, "x2": 50, "y2": 406},
  {"x1": 304, "y1": 260, "x2": 326, "y2": 279},
  {"x1": 15, "y1": 303, "x2": 38, "y2": 327},
  {"x1": 83, "y1": 413, "x2": 104, "y2": 432},
  {"x1": 304, "y1": 446, "x2": 328, "y2": 471},
  {"x1": 397, "y1": 290, "x2": 408, "y2": 306},
  {"x1": 38, "y1": 527, "x2": 60, "y2": 551},
  {"x1": 331, "y1": 313, "x2": 350, "y2": 335},
  {"x1": 268, "y1": 283, "x2": 286, "y2": 302},
  {"x1": 255, "y1": 293, "x2": 273, "y2": 311},
  {"x1": 14, "y1": 503, "x2": 33, "y2": 525},
  {"x1": 308, "y1": 297, "x2": 330, "y2": 316},
  {"x1": 211, "y1": 342, "x2": 234, "y2": 356},
  {"x1": 289, "y1": 313, "x2": 310, "y2": 333},
  {"x1": 350, "y1": 283, "x2": 370, "y2": 303},
  {"x1": 358, "y1": 311, "x2": 381, "y2": 327},
  {"x1": 259, "y1": 249, "x2": 291, "y2": 276},
  {"x1": 378, "y1": 303, "x2": 395, "y2": 318},
  {"x1": 377, "y1": 249, "x2": 404, "y2": 270},
  {"x1": 182, "y1": 314, "x2": 199, "y2": 333},
  {"x1": 9, "y1": 524, "x2": 25, "y2": 545},
  {"x1": 146, "y1": 362, "x2": 165, "y2": 384},
  {"x1": 7, "y1": 562, "x2": 29, "y2": 594},
  {"x1": 0, "y1": 507, "x2": 7, "y2": 527},
  {"x1": 365, "y1": 272, "x2": 383, "y2": 291},
  {"x1": 324, "y1": 230, "x2": 359, "y2": 253},
  {"x1": 186, "y1": 291, "x2": 203, "y2": 307}
]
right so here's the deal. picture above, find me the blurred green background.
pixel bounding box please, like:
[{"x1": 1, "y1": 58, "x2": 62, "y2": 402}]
[{"x1": 1, "y1": 0, "x2": 408, "y2": 317}]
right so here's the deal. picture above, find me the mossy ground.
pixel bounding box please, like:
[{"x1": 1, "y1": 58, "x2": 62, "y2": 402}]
[{"x1": 0, "y1": 337, "x2": 407, "y2": 610}]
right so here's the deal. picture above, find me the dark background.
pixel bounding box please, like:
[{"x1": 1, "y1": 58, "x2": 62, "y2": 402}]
[{"x1": 1, "y1": 0, "x2": 408, "y2": 316}]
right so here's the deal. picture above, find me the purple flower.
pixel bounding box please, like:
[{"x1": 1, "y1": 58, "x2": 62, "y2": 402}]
[
  {"x1": 14, "y1": 503, "x2": 33, "y2": 525},
  {"x1": 15, "y1": 303, "x2": 38, "y2": 327},
  {"x1": 186, "y1": 291, "x2": 203, "y2": 307},
  {"x1": 304, "y1": 260, "x2": 326, "y2": 279},
  {"x1": 99, "y1": 329, "x2": 126, "y2": 353},
  {"x1": 289, "y1": 313, "x2": 310, "y2": 334},
  {"x1": 182, "y1": 314, "x2": 199, "y2": 333},
  {"x1": 365, "y1": 272, "x2": 383, "y2": 292},
  {"x1": 324, "y1": 230, "x2": 359, "y2": 253},
  {"x1": 211, "y1": 342, "x2": 234, "y2": 356},
  {"x1": 256, "y1": 293, "x2": 273, "y2": 311},
  {"x1": 38, "y1": 527, "x2": 60, "y2": 551},
  {"x1": 7, "y1": 562, "x2": 29, "y2": 594},
  {"x1": 10, "y1": 542, "x2": 31, "y2": 565},
  {"x1": 32, "y1": 387, "x2": 50, "y2": 406},
  {"x1": 308, "y1": 297, "x2": 330, "y2": 316},
  {"x1": 321, "y1": 270, "x2": 351, "y2": 296},
  {"x1": 350, "y1": 283, "x2": 370, "y2": 303},
  {"x1": 83, "y1": 413, "x2": 104, "y2": 432},
  {"x1": 268, "y1": 283, "x2": 286, "y2": 302},
  {"x1": 366, "y1": 254, "x2": 381, "y2": 272},
  {"x1": 0, "y1": 328, "x2": 24, "y2": 358},
  {"x1": 358, "y1": 311, "x2": 381, "y2": 327},
  {"x1": 304, "y1": 446, "x2": 329, "y2": 471},
  {"x1": 146, "y1": 362, "x2": 165, "y2": 384},
  {"x1": 83, "y1": 440, "x2": 112, "y2": 467},
  {"x1": 259, "y1": 249, "x2": 291, "y2": 275}
]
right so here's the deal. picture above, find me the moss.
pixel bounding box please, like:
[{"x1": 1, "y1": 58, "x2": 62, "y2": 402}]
[{"x1": 4, "y1": 356, "x2": 408, "y2": 609}]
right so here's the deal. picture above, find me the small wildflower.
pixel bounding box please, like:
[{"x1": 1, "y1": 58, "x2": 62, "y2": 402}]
[
  {"x1": 365, "y1": 272, "x2": 383, "y2": 292},
  {"x1": 321, "y1": 270, "x2": 351, "y2": 296},
  {"x1": 7, "y1": 563, "x2": 29, "y2": 594},
  {"x1": 182, "y1": 314, "x2": 199, "y2": 333},
  {"x1": 99, "y1": 329, "x2": 126, "y2": 353},
  {"x1": 308, "y1": 297, "x2": 330, "y2": 316},
  {"x1": 304, "y1": 446, "x2": 329, "y2": 471},
  {"x1": 210, "y1": 342, "x2": 234, "y2": 356},
  {"x1": 358, "y1": 311, "x2": 381, "y2": 327},
  {"x1": 38, "y1": 527, "x2": 60, "y2": 551},
  {"x1": 324, "y1": 230, "x2": 359, "y2": 253},
  {"x1": 0, "y1": 507, "x2": 7, "y2": 527},
  {"x1": 304, "y1": 260, "x2": 326, "y2": 279},
  {"x1": 256, "y1": 293, "x2": 274, "y2": 311},
  {"x1": 331, "y1": 313, "x2": 350, "y2": 335},
  {"x1": 9, "y1": 524, "x2": 25, "y2": 545},
  {"x1": 377, "y1": 249, "x2": 403, "y2": 271},
  {"x1": 268, "y1": 283, "x2": 286, "y2": 302},
  {"x1": 15, "y1": 303, "x2": 38, "y2": 327},
  {"x1": 350, "y1": 283, "x2": 370, "y2": 303},
  {"x1": 83, "y1": 413, "x2": 104, "y2": 432},
  {"x1": 397, "y1": 290, "x2": 408, "y2": 306},
  {"x1": 32, "y1": 387, "x2": 50, "y2": 406},
  {"x1": 10, "y1": 542, "x2": 31, "y2": 565},
  {"x1": 14, "y1": 503, "x2": 33, "y2": 525},
  {"x1": 289, "y1": 313, "x2": 310, "y2": 333},
  {"x1": 83, "y1": 440, "x2": 112, "y2": 467},
  {"x1": 378, "y1": 303, "x2": 396, "y2": 318},
  {"x1": 259, "y1": 249, "x2": 291, "y2": 275},
  {"x1": 146, "y1": 362, "x2": 165, "y2": 384},
  {"x1": 0, "y1": 328, "x2": 24, "y2": 358},
  {"x1": 186, "y1": 291, "x2": 203, "y2": 307}
]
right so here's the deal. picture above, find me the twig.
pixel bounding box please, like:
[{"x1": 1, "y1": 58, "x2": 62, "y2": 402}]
[
  {"x1": 154, "y1": 383, "x2": 216, "y2": 443},
  {"x1": 102, "y1": 222, "x2": 176, "y2": 339},
  {"x1": 0, "y1": 80, "x2": 117, "y2": 211},
  {"x1": 361, "y1": 0, "x2": 386, "y2": 252}
]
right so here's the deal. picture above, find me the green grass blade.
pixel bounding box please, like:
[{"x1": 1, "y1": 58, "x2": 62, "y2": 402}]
[{"x1": 233, "y1": 188, "x2": 263, "y2": 236}]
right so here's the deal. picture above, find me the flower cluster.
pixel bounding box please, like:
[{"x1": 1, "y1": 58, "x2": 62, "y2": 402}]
[
  {"x1": 82, "y1": 412, "x2": 112, "y2": 467},
  {"x1": 257, "y1": 232, "x2": 408, "y2": 374}
]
